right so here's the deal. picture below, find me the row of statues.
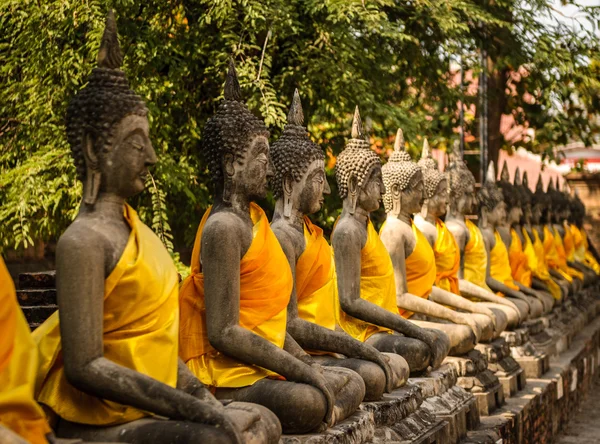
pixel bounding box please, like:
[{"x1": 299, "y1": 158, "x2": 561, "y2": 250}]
[{"x1": 2, "y1": 11, "x2": 599, "y2": 444}]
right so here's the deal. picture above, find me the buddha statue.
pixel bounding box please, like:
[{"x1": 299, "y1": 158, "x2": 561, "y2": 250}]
[
  {"x1": 378, "y1": 130, "x2": 482, "y2": 356},
  {"x1": 496, "y1": 164, "x2": 555, "y2": 314},
  {"x1": 569, "y1": 192, "x2": 600, "y2": 275},
  {"x1": 444, "y1": 153, "x2": 523, "y2": 329},
  {"x1": 515, "y1": 171, "x2": 565, "y2": 302},
  {"x1": 412, "y1": 141, "x2": 504, "y2": 339},
  {"x1": 178, "y1": 65, "x2": 366, "y2": 434},
  {"x1": 477, "y1": 162, "x2": 537, "y2": 320},
  {"x1": 332, "y1": 109, "x2": 450, "y2": 373},
  {"x1": 270, "y1": 91, "x2": 408, "y2": 401},
  {"x1": 0, "y1": 257, "x2": 54, "y2": 444},
  {"x1": 32, "y1": 13, "x2": 280, "y2": 444}
]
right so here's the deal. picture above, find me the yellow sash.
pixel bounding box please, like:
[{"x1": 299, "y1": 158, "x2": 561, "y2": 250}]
[
  {"x1": 402, "y1": 223, "x2": 437, "y2": 318},
  {"x1": 543, "y1": 225, "x2": 572, "y2": 282},
  {"x1": 582, "y1": 231, "x2": 600, "y2": 274},
  {"x1": 34, "y1": 205, "x2": 179, "y2": 426},
  {"x1": 528, "y1": 229, "x2": 562, "y2": 300},
  {"x1": 553, "y1": 228, "x2": 584, "y2": 280},
  {"x1": 489, "y1": 230, "x2": 519, "y2": 292},
  {"x1": 179, "y1": 203, "x2": 292, "y2": 388},
  {"x1": 434, "y1": 219, "x2": 460, "y2": 294},
  {"x1": 508, "y1": 228, "x2": 532, "y2": 287},
  {"x1": 296, "y1": 217, "x2": 336, "y2": 331},
  {"x1": 464, "y1": 220, "x2": 492, "y2": 291},
  {"x1": 336, "y1": 220, "x2": 396, "y2": 342},
  {"x1": 563, "y1": 222, "x2": 576, "y2": 262},
  {"x1": 572, "y1": 225, "x2": 586, "y2": 263},
  {"x1": 0, "y1": 258, "x2": 51, "y2": 444}
]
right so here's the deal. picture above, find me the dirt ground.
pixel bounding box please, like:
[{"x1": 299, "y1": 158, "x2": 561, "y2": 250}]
[{"x1": 556, "y1": 374, "x2": 600, "y2": 443}]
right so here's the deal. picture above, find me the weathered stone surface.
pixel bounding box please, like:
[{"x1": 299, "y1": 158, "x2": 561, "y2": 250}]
[
  {"x1": 18, "y1": 270, "x2": 56, "y2": 289},
  {"x1": 21, "y1": 305, "x2": 57, "y2": 325},
  {"x1": 359, "y1": 384, "x2": 423, "y2": 426},
  {"x1": 282, "y1": 410, "x2": 375, "y2": 444},
  {"x1": 16, "y1": 288, "x2": 57, "y2": 306}
]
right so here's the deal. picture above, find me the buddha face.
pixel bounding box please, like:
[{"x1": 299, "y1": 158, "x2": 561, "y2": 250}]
[
  {"x1": 357, "y1": 165, "x2": 385, "y2": 213},
  {"x1": 506, "y1": 205, "x2": 523, "y2": 226},
  {"x1": 229, "y1": 135, "x2": 272, "y2": 200},
  {"x1": 402, "y1": 170, "x2": 425, "y2": 215},
  {"x1": 297, "y1": 159, "x2": 330, "y2": 215},
  {"x1": 531, "y1": 203, "x2": 543, "y2": 224},
  {"x1": 487, "y1": 201, "x2": 506, "y2": 228},
  {"x1": 455, "y1": 182, "x2": 475, "y2": 215},
  {"x1": 427, "y1": 179, "x2": 448, "y2": 218},
  {"x1": 97, "y1": 114, "x2": 157, "y2": 199}
]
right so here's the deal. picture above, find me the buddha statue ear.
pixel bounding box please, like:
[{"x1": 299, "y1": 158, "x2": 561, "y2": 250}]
[
  {"x1": 83, "y1": 132, "x2": 101, "y2": 206},
  {"x1": 283, "y1": 173, "x2": 294, "y2": 218},
  {"x1": 222, "y1": 153, "x2": 235, "y2": 203},
  {"x1": 348, "y1": 175, "x2": 358, "y2": 215},
  {"x1": 392, "y1": 183, "x2": 401, "y2": 216}
]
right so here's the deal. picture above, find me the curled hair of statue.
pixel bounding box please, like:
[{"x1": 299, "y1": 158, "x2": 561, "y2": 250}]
[
  {"x1": 447, "y1": 154, "x2": 476, "y2": 202},
  {"x1": 271, "y1": 89, "x2": 324, "y2": 199},
  {"x1": 500, "y1": 160, "x2": 510, "y2": 182},
  {"x1": 498, "y1": 161, "x2": 521, "y2": 210},
  {"x1": 417, "y1": 138, "x2": 444, "y2": 199},
  {"x1": 478, "y1": 162, "x2": 504, "y2": 213}
]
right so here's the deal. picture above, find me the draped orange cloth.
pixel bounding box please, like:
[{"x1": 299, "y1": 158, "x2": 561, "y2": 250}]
[
  {"x1": 464, "y1": 220, "x2": 492, "y2": 291},
  {"x1": 572, "y1": 225, "x2": 586, "y2": 263},
  {"x1": 563, "y1": 222, "x2": 576, "y2": 262},
  {"x1": 433, "y1": 218, "x2": 460, "y2": 294},
  {"x1": 508, "y1": 228, "x2": 532, "y2": 287},
  {"x1": 527, "y1": 229, "x2": 562, "y2": 300},
  {"x1": 34, "y1": 205, "x2": 179, "y2": 426},
  {"x1": 296, "y1": 217, "x2": 336, "y2": 331},
  {"x1": 179, "y1": 203, "x2": 292, "y2": 388},
  {"x1": 489, "y1": 230, "x2": 519, "y2": 292},
  {"x1": 553, "y1": 227, "x2": 584, "y2": 281},
  {"x1": 401, "y1": 223, "x2": 437, "y2": 318},
  {"x1": 542, "y1": 225, "x2": 572, "y2": 282},
  {"x1": 0, "y1": 258, "x2": 51, "y2": 444},
  {"x1": 337, "y1": 220, "x2": 396, "y2": 342},
  {"x1": 582, "y1": 230, "x2": 600, "y2": 274}
]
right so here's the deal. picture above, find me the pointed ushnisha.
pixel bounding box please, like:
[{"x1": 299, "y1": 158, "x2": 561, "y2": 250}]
[
  {"x1": 536, "y1": 173, "x2": 544, "y2": 193},
  {"x1": 351, "y1": 106, "x2": 365, "y2": 141},
  {"x1": 547, "y1": 177, "x2": 555, "y2": 192},
  {"x1": 513, "y1": 167, "x2": 521, "y2": 186},
  {"x1": 97, "y1": 10, "x2": 123, "y2": 69},
  {"x1": 417, "y1": 137, "x2": 438, "y2": 171},
  {"x1": 486, "y1": 161, "x2": 496, "y2": 184},
  {"x1": 555, "y1": 176, "x2": 561, "y2": 192},
  {"x1": 522, "y1": 171, "x2": 529, "y2": 189},
  {"x1": 287, "y1": 89, "x2": 304, "y2": 126},
  {"x1": 421, "y1": 138, "x2": 430, "y2": 160},
  {"x1": 500, "y1": 160, "x2": 510, "y2": 182},
  {"x1": 389, "y1": 128, "x2": 412, "y2": 163},
  {"x1": 224, "y1": 58, "x2": 242, "y2": 102}
]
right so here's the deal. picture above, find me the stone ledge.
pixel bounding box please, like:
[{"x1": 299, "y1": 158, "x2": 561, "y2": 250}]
[
  {"x1": 18, "y1": 270, "x2": 56, "y2": 289},
  {"x1": 282, "y1": 410, "x2": 375, "y2": 444}
]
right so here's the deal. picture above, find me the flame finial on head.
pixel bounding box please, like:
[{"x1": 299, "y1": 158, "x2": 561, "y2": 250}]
[
  {"x1": 486, "y1": 161, "x2": 496, "y2": 184},
  {"x1": 514, "y1": 167, "x2": 521, "y2": 186},
  {"x1": 393, "y1": 128, "x2": 405, "y2": 152},
  {"x1": 224, "y1": 58, "x2": 242, "y2": 102},
  {"x1": 351, "y1": 106, "x2": 364, "y2": 140},
  {"x1": 421, "y1": 138, "x2": 431, "y2": 160},
  {"x1": 523, "y1": 171, "x2": 529, "y2": 189},
  {"x1": 287, "y1": 88, "x2": 304, "y2": 126},
  {"x1": 556, "y1": 176, "x2": 561, "y2": 192},
  {"x1": 97, "y1": 10, "x2": 123, "y2": 69},
  {"x1": 500, "y1": 160, "x2": 510, "y2": 182},
  {"x1": 547, "y1": 177, "x2": 555, "y2": 192},
  {"x1": 536, "y1": 173, "x2": 544, "y2": 193},
  {"x1": 389, "y1": 128, "x2": 412, "y2": 163}
]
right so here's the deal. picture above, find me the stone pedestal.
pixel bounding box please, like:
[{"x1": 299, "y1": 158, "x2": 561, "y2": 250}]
[
  {"x1": 501, "y1": 328, "x2": 550, "y2": 378},
  {"x1": 476, "y1": 338, "x2": 526, "y2": 398},
  {"x1": 16, "y1": 271, "x2": 57, "y2": 328}
]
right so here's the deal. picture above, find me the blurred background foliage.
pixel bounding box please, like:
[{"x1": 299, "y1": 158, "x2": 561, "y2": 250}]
[{"x1": 1, "y1": 0, "x2": 599, "y2": 264}]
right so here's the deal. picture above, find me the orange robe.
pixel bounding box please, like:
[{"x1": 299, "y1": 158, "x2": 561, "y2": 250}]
[
  {"x1": 543, "y1": 225, "x2": 573, "y2": 283},
  {"x1": 34, "y1": 205, "x2": 179, "y2": 426},
  {"x1": 0, "y1": 258, "x2": 51, "y2": 444},
  {"x1": 527, "y1": 229, "x2": 562, "y2": 300},
  {"x1": 489, "y1": 230, "x2": 519, "y2": 292},
  {"x1": 553, "y1": 228, "x2": 584, "y2": 281},
  {"x1": 179, "y1": 203, "x2": 292, "y2": 388},
  {"x1": 464, "y1": 220, "x2": 492, "y2": 292},
  {"x1": 337, "y1": 220, "x2": 396, "y2": 342},
  {"x1": 582, "y1": 230, "x2": 600, "y2": 274},
  {"x1": 433, "y1": 218, "x2": 460, "y2": 294},
  {"x1": 508, "y1": 228, "x2": 532, "y2": 287},
  {"x1": 402, "y1": 223, "x2": 437, "y2": 318},
  {"x1": 296, "y1": 217, "x2": 336, "y2": 331}
]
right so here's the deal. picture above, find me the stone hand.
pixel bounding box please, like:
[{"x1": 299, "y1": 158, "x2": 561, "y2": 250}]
[
  {"x1": 377, "y1": 353, "x2": 396, "y2": 393},
  {"x1": 185, "y1": 398, "x2": 243, "y2": 444},
  {"x1": 459, "y1": 315, "x2": 481, "y2": 343},
  {"x1": 475, "y1": 306, "x2": 497, "y2": 330},
  {"x1": 422, "y1": 330, "x2": 449, "y2": 369},
  {"x1": 308, "y1": 369, "x2": 336, "y2": 427}
]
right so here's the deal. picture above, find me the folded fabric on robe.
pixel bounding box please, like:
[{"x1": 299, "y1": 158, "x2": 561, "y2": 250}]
[
  {"x1": 464, "y1": 220, "x2": 492, "y2": 292},
  {"x1": 434, "y1": 218, "x2": 460, "y2": 295},
  {"x1": 553, "y1": 227, "x2": 584, "y2": 281},
  {"x1": 581, "y1": 229, "x2": 600, "y2": 274},
  {"x1": 527, "y1": 229, "x2": 562, "y2": 300},
  {"x1": 508, "y1": 228, "x2": 532, "y2": 287},
  {"x1": 489, "y1": 230, "x2": 520, "y2": 293},
  {"x1": 180, "y1": 203, "x2": 292, "y2": 388},
  {"x1": 34, "y1": 204, "x2": 179, "y2": 426},
  {"x1": 543, "y1": 225, "x2": 574, "y2": 283}
]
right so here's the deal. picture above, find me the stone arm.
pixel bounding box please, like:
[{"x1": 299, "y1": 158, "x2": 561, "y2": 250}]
[
  {"x1": 332, "y1": 225, "x2": 440, "y2": 358},
  {"x1": 202, "y1": 220, "x2": 334, "y2": 424},
  {"x1": 55, "y1": 233, "x2": 242, "y2": 443},
  {"x1": 274, "y1": 229, "x2": 395, "y2": 392},
  {"x1": 458, "y1": 280, "x2": 522, "y2": 318},
  {"x1": 429, "y1": 287, "x2": 497, "y2": 330},
  {"x1": 0, "y1": 425, "x2": 28, "y2": 444},
  {"x1": 497, "y1": 226, "x2": 512, "y2": 249},
  {"x1": 530, "y1": 277, "x2": 551, "y2": 293}
]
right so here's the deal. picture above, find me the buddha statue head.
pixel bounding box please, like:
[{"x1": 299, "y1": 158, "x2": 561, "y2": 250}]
[
  {"x1": 477, "y1": 162, "x2": 505, "y2": 228},
  {"x1": 381, "y1": 129, "x2": 424, "y2": 218},
  {"x1": 446, "y1": 150, "x2": 477, "y2": 216},
  {"x1": 335, "y1": 106, "x2": 384, "y2": 214},
  {"x1": 497, "y1": 160, "x2": 522, "y2": 227},
  {"x1": 271, "y1": 89, "x2": 329, "y2": 217},
  {"x1": 546, "y1": 178, "x2": 566, "y2": 224},
  {"x1": 417, "y1": 139, "x2": 447, "y2": 219},
  {"x1": 533, "y1": 174, "x2": 553, "y2": 225},
  {"x1": 569, "y1": 191, "x2": 586, "y2": 227},
  {"x1": 66, "y1": 11, "x2": 156, "y2": 206},
  {"x1": 514, "y1": 169, "x2": 533, "y2": 225},
  {"x1": 202, "y1": 60, "x2": 271, "y2": 204}
]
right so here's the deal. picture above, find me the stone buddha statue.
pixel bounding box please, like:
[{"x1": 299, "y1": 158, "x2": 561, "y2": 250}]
[
  {"x1": 412, "y1": 141, "x2": 503, "y2": 339},
  {"x1": 516, "y1": 171, "x2": 565, "y2": 302},
  {"x1": 178, "y1": 65, "x2": 367, "y2": 434},
  {"x1": 331, "y1": 109, "x2": 450, "y2": 373},
  {"x1": 569, "y1": 193, "x2": 600, "y2": 276},
  {"x1": 269, "y1": 90, "x2": 408, "y2": 402},
  {"x1": 378, "y1": 130, "x2": 483, "y2": 356},
  {"x1": 32, "y1": 12, "x2": 279, "y2": 444},
  {"x1": 444, "y1": 154, "x2": 523, "y2": 329}
]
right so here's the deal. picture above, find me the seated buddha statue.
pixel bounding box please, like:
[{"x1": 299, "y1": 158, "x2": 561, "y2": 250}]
[
  {"x1": 477, "y1": 162, "x2": 539, "y2": 320},
  {"x1": 496, "y1": 165, "x2": 554, "y2": 314},
  {"x1": 179, "y1": 64, "x2": 366, "y2": 434},
  {"x1": 331, "y1": 109, "x2": 450, "y2": 373},
  {"x1": 569, "y1": 193, "x2": 600, "y2": 276},
  {"x1": 516, "y1": 171, "x2": 564, "y2": 302},
  {"x1": 270, "y1": 91, "x2": 408, "y2": 401},
  {"x1": 378, "y1": 130, "x2": 482, "y2": 356},
  {"x1": 0, "y1": 257, "x2": 53, "y2": 444},
  {"x1": 444, "y1": 154, "x2": 524, "y2": 329},
  {"x1": 412, "y1": 141, "x2": 503, "y2": 339},
  {"x1": 33, "y1": 13, "x2": 279, "y2": 444}
]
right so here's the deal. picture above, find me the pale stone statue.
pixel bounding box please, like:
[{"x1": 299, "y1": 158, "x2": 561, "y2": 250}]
[
  {"x1": 32, "y1": 12, "x2": 279, "y2": 444},
  {"x1": 332, "y1": 108, "x2": 450, "y2": 373},
  {"x1": 270, "y1": 91, "x2": 408, "y2": 401},
  {"x1": 444, "y1": 153, "x2": 523, "y2": 329},
  {"x1": 568, "y1": 192, "x2": 600, "y2": 276},
  {"x1": 378, "y1": 130, "x2": 483, "y2": 356},
  {"x1": 178, "y1": 63, "x2": 366, "y2": 435}
]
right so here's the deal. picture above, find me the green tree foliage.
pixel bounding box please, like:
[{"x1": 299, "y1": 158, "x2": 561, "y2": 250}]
[{"x1": 1, "y1": 0, "x2": 598, "y2": 258}]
